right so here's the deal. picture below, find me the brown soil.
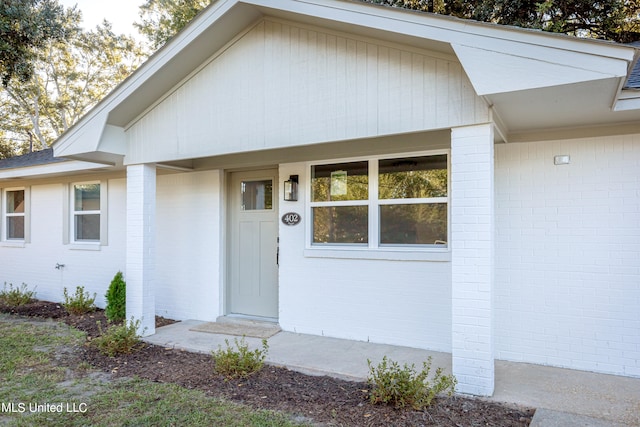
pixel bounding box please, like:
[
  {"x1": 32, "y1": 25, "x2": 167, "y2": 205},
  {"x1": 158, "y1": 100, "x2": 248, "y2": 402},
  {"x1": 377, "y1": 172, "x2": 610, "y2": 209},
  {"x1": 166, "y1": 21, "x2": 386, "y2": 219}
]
[{"x1": 1, "y1": 300, "x2": 534, "y2": 426}]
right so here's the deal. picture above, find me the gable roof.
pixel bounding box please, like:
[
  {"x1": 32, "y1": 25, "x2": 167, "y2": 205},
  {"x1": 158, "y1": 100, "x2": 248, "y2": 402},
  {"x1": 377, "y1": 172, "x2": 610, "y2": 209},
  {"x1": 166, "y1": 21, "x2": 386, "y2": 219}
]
[{"x1": 52, "y1": 0, "x2": 640, "y2": 161}]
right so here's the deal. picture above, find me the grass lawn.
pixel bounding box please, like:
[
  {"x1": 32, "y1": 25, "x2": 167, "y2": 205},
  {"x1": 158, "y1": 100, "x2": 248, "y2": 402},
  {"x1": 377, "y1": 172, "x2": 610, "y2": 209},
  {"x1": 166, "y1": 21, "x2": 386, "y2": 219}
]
[{"x1": 0, "y1": 317, "x2": 303, "y2": 427}]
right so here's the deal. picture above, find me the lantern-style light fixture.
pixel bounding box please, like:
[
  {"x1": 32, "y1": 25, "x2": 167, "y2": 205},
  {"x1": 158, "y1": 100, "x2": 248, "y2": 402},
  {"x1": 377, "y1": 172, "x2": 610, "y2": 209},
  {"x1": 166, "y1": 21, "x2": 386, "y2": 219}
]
[{"x1": 284, "y1": 175, "x2": 298, "y2": 201}]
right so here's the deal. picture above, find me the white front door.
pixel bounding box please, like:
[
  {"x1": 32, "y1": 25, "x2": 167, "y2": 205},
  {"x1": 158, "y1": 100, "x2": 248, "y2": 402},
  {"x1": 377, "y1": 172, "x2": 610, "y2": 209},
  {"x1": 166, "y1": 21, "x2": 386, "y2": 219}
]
[{"x1": 228, "y1": 169, "x2": 279, "y2": 319}]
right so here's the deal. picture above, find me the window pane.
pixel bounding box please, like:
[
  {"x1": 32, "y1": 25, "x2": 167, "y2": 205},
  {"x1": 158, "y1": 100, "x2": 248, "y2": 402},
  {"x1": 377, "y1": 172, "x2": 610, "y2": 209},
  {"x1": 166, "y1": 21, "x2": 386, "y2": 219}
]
[
  {"x1": 74, "y1": 184, "x2": 100, "y2": 211},
  {"x1": 75, "y1": 214, "x2": 100, "y2": 241},
  {"x1": 6, "y1": 190, "x2": 25, "y2": 213},
  {"x1": 7, "y1": 216, "x2": 24, "y2": 240},
  {"x1": 312, "y1": 206, "x2": 368, "y2": 244},
  {"x1": 380, "y1": 204, "x2": 447, "y2": 245},
  {"x1": 379, "y1": 155, "x2": 447, "y2": 199},
  {"x1": 311, "y1": 162, "x2": 368, "y2": 202},
  {"x1": 241, "y1": 180, "x2": 273, "y2": 210}
]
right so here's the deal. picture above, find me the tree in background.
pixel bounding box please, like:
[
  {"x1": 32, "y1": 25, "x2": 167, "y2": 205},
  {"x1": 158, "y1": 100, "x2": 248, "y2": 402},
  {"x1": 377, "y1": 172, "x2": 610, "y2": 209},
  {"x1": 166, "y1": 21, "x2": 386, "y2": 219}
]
[
  {"x1": 134, "y1": 0, "x2": 212, "y2": 51},
  {"x1": 0, "y1": 7, "x2": 146, "y2": 157},
  {"x1": 0, "y1": 0, "x2": 69, "y2": 87},
  {"x1": 363, "y1": 0, "x2": 640, "y2": 43},
  {"x1": 133, "y1": 0, "x2": 640, "y2": 50}
]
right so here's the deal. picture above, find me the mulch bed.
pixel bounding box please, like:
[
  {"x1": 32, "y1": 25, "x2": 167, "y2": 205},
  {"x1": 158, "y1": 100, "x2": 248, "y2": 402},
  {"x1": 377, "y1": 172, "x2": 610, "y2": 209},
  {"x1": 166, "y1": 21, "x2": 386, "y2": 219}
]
[{"x1": 1, "y1": 300, "x2": 534, "y2": 426}]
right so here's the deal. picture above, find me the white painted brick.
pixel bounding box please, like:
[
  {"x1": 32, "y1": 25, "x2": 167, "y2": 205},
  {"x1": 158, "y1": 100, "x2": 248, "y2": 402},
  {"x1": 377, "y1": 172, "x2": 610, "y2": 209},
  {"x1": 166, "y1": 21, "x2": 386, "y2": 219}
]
[
  {"x1": 0, "y1": 180, "x2": 126, "y2": 308},
  {"x1": 495, "y1": 134, "x2": 640, "y2": 378},
  {"x1": 451, "y1": 124, "x2": 495, "y2": 396},
  {"x1": 154, "y1": 171, "x2": 221, "y2": 322},
  {"x1": 126, "y1": 164, "x2": 156, "y2": 336}
]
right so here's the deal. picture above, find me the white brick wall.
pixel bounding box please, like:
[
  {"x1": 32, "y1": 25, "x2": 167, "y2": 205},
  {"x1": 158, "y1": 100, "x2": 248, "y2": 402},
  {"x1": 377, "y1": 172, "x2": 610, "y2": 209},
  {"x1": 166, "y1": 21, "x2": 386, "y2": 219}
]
[
  {"x1": 0, "y1": 179, "x2": 126, "y2": 306},
  {"x1": 450, "y1": 124, "x2": 495, "y2": 395},
  {"x1": 495, "y1": 134, "x2": 640, "y2": 377},
  {"x1": 155, "y1": 170, "x2": 222, "y2": 321},
  {"x1": 126, "y1": 164, "x2": 156, "y2": 336}
]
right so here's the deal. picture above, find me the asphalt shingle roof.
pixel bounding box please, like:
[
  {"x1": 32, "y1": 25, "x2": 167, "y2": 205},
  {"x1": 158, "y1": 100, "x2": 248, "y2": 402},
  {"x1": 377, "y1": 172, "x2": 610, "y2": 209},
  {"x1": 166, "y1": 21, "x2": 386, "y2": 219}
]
[
  {"x1": 625, "y1": 42, "x2": 640, "y2": 89},
  {"x1": 0, "y1": 148, "x2": 67, "y2": 170}
]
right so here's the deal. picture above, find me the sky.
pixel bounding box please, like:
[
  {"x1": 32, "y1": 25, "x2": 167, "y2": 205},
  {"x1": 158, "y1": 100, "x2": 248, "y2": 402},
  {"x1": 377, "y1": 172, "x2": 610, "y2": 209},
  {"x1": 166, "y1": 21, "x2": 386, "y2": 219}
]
[{"x1": 57, "y1": 0, "x2": 141, "y2": 37}]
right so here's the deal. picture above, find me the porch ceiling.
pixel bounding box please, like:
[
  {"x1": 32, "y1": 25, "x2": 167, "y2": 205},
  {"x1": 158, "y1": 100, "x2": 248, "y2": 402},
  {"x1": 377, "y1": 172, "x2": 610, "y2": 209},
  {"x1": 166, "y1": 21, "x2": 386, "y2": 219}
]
[{"x1": 488, "y1": 77, "x2": 640, "y2": 140}]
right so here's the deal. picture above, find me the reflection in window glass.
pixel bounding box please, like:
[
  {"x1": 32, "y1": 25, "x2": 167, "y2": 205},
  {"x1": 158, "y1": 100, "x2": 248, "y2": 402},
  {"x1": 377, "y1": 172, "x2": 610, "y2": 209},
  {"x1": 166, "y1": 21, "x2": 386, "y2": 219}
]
[
  {"x1": 312, "y1": 206, "x2": 368, "y2": 244},
  {"x1": 379, "y1": 155, "x2": 447, "y2": 199},
  {"x1": 5, "y1": 190, "x2": 25, "y2": 240},
  {"x1": 75, "y1": 214, "x2": 100, "y2": 241},
  {"x1": 7, "y1": 190, "x2": 25, "y2": 213},
  {"x1": 73, "y1": 183, "x2": 100, "y2": 242},
  {"x1": 380, "y1": 204, "x2": 447, "y2": 245},
  {"x1": 242, "y1": 180, "x2": 273, "y2": 210},
  {"x1": 7, "y1": 217, "x2": 25, "y2": 239},
  {"x1": 311, "y1": 162, "x2": 368, "y2": 202},
  {"x1": 74, "y1": 184, "x2": 100, "y2": 211}
]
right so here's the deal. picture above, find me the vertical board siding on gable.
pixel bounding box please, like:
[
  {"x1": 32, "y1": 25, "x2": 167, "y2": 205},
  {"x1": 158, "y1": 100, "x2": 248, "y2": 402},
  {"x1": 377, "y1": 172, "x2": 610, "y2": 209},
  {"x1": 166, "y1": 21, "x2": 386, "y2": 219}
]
[
  {"x1": 494, "y1": 135, "x2": 640, "y2": 377},
  {"x1": 127, "y1": 19, "x2": 487, "y2": 164}
]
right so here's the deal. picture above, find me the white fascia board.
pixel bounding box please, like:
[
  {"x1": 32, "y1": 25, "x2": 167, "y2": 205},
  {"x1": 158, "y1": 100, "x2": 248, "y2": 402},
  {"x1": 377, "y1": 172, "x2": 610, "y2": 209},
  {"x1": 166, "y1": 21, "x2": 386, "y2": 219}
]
[
  {"x1": 53, "y1": 111, "x2": 108, "y2": 158},
  {"x1": 452, "y1": 43, "x2": 628, "y2": 95},
  {"x1": 614, "y1": 91, "x2": 640, "y2": 111},
  {"x1": 247, "y1": 0, "x2": 635, "y2": 60},
  {"x1": 0, "y1": 161, "x2": 109, "y2": 180}
]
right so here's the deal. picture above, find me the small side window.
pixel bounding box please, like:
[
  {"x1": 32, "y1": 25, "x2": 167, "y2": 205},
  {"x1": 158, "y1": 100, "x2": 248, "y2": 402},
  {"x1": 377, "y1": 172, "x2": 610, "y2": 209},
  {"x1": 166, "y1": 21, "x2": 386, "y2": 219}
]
[
  {"x1": 72, "y1": 183, "x2": 101, "y2": 242},
  {"x1": 4, "y1": 189, "x2": 25, "y2": 240}
]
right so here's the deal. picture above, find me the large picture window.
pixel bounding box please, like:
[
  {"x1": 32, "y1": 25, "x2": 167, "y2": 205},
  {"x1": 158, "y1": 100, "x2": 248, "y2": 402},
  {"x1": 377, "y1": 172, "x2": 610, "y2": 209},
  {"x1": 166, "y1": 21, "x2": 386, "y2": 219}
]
[
  {"x1": 4, "y1": 189, "x2": 25, "y2": 240},
  {"x1": 73, "y1": 183, "x2": 101, "y2": 242},
  {"x1": 310, "y1": 153, "x2": 448, "y2": 248}
]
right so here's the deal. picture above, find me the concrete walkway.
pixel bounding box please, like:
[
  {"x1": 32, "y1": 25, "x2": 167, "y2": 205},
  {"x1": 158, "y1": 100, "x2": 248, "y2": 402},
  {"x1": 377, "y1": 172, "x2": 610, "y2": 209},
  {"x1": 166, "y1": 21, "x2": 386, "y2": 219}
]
[{"x1": 144, "y1": 320, "x2": 640, "y2": 426}]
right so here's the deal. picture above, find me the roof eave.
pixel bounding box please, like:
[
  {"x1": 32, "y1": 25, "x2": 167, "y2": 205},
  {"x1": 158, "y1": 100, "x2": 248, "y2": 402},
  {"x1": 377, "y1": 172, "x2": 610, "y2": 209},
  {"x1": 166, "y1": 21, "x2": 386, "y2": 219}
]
[{"x1": 51, "y1": 0, "x2": 640, "y2": 162}]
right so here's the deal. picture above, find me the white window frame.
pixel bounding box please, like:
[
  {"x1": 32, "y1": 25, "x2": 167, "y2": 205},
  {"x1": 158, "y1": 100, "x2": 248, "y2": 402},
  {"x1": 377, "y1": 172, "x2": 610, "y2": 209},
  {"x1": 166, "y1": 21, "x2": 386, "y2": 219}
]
[
  {"x1": 1, "y1": 187, "x2": 29, "y2": 245},
  {"x1": 305, "y1": 150, "x2": 450, "y2": 262},
  {"x1": 67, "y1": 180, "x2": 107, "y2": 248}
]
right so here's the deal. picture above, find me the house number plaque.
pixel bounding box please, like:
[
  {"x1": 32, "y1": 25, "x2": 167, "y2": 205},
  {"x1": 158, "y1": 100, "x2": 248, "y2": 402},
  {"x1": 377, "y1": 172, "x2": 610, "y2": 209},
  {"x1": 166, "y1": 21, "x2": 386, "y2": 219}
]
[{"x1": 281, "y1": 212, "x2": 301, "y2": 226}]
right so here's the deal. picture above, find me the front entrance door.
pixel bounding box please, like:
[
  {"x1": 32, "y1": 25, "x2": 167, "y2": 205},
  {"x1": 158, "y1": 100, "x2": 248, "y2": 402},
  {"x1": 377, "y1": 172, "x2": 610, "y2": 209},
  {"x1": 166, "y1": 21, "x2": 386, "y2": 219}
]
[{"x1": 228, "y1": 169, "x2": 279, "y2": 319}]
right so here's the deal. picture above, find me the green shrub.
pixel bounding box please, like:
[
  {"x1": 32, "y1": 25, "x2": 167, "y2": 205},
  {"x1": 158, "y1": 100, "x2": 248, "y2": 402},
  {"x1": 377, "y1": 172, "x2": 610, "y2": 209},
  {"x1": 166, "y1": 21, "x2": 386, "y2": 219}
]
[
  {"x1": 92, "y1": 318, "x2": 144, "y2": 357},
  {"x1": 62, "y1": 286, "x2": 96, "y2": 315},
  {"x1": 105, "y1": 271, "x2": 126, "y2": 323},
  {"x1": 367, "y1": 356, "x2": 457, "y2": 410},
  {"x1": 0, "y1": 282, "x2": 36, "y2": 306},
  {"x1": 212, "y1": 337, "x2": 269, "y2": 379}
]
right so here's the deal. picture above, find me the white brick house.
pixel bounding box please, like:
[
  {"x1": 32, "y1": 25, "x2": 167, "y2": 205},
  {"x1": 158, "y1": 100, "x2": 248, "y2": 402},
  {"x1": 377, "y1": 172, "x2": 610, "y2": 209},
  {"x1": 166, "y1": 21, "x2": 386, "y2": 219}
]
[{"x1": 1, "y1": 0, "x2": 639, "y2": 396}]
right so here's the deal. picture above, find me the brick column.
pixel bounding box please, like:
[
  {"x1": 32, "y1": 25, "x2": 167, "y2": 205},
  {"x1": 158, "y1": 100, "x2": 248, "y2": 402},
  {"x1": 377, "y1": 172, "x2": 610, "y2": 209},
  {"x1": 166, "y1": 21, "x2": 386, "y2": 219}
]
[
  {"x1": 450, "y1": 124, "x2": 495, "y2": 396},
  {"x1": 126, "y1": 164, "x2": 156, "y2": 336}
]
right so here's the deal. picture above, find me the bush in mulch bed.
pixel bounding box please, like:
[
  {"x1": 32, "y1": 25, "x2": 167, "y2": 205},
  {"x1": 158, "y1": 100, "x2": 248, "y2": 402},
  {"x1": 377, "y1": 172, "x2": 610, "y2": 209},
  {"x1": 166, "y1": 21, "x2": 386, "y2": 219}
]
[{"x1": 0, "y1": 299, "x2": 534, "y2": 427}]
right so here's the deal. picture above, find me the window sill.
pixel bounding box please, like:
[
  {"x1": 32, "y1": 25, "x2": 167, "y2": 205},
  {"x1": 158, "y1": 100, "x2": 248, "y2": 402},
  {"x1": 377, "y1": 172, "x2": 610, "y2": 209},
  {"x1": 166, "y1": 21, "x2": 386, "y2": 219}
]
[
  {"x1": 0, "y1": 241, "x2": 25, "y2": 248},
  {"x1": 303, "y1": 247, "x2": 451, "y2": 262},
  {"x1": 69, "y1": 243, "x2": 101, "y2": 251}
]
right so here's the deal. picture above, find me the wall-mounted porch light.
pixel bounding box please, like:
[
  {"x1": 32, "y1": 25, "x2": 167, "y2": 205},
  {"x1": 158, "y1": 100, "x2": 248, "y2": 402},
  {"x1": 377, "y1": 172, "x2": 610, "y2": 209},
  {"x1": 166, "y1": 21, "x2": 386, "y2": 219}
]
[{"x1": 284, "y1": 175, "x2": 299, "y2": 201}]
